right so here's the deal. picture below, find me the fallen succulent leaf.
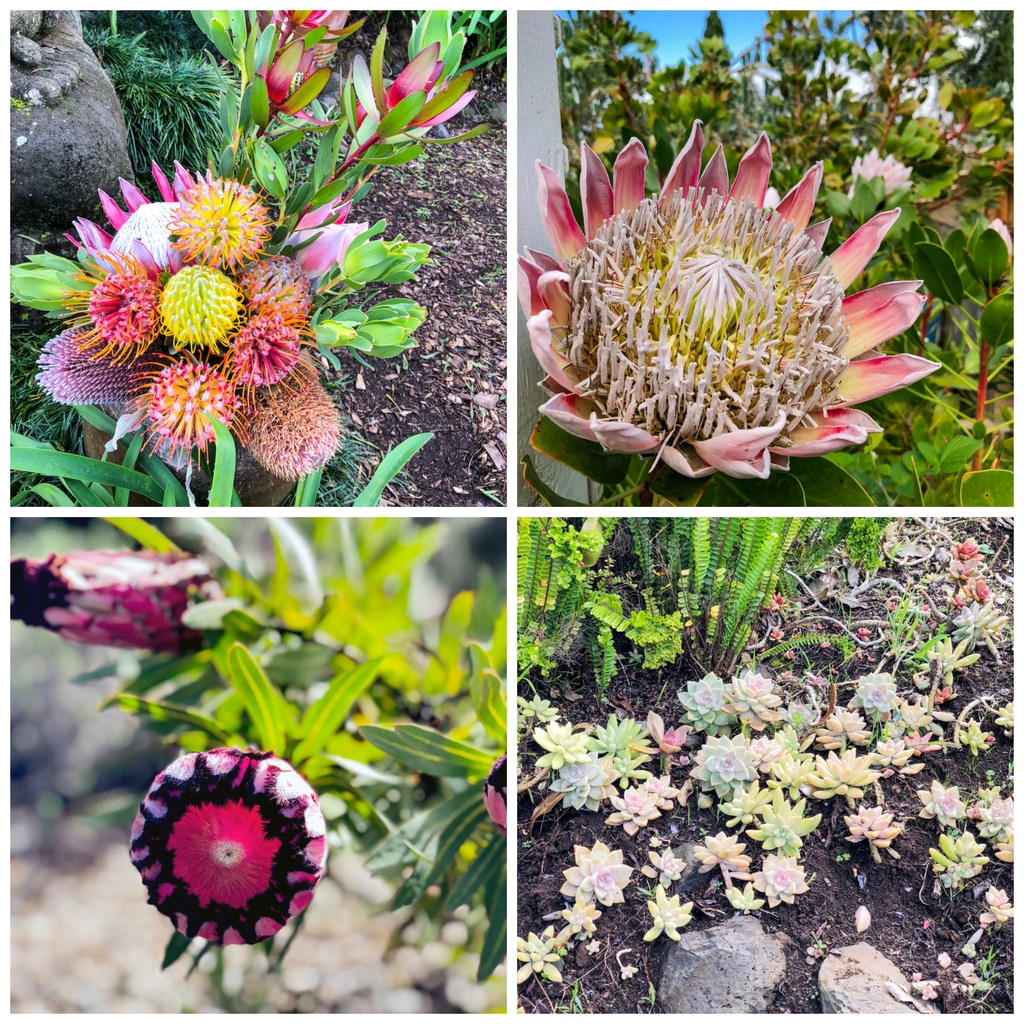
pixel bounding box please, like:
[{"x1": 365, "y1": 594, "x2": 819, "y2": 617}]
[{"x1": 855, "y1": 905, "x2": 871, "y2": 932}]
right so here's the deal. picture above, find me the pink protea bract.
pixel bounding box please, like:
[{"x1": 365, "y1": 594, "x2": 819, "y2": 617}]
[
  {"x1": 11, "y1": 550, "x2": 222, "y2": 653},
  {"x1": 483, "y1": 755, "x2": 507, "y2": 836},
  {"x1": 520, "y1": 121, "x2": 940, "y2": 481},
  {"x1": 130, "y1": 748, "x2": 328, "y2": 945}
]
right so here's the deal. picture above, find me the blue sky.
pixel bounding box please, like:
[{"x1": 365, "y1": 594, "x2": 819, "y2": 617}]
[{"x1": 560, "y1": 11, "x2": 856, "y2": 67}]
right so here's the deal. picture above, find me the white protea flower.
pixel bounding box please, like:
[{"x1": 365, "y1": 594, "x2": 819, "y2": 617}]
[
  {"x1": 520, "y1": 121, "x2": 938, "y2": 480},
  {"x1": 847, "y1": 147, "x2": 913, "y2": 197}
]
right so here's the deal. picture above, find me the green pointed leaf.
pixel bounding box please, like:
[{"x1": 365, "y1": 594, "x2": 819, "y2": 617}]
[
  {"x1": 352, "y1": 433, "x2": 433, "y2": 506},
  {"x1": 477, "y1": 864, "x2": 507, "y2": 980},
  {"x1": 376, "y1": 91, "x2": 427, "y2": 139},
  {"x1": 445, "y1": 828, "x2": 506, "y2": 913},
  {"x1": 108, "y1": 694, "x2": 236, "y2": 746},
  {"x1": 913, "y1": 241, "x2": 963, "y2": 305},
  {"x1": 294, "y1": 657, "x2": 388, "y2": 765},
  {"x1": 249, "y1": 74, "x2": 270, "y2": 129},
  {"x1": 102, "y1": 518, "x2": 183, "y2": 553},
  {"x1": 223, "y1": 642, "x2": 293, "y2": 755},
  {"x1": 162, "y1": 931, "x2": 194, "y2": 970},
  {"x1": 360, "y1": 724, "x2": 493, "y2": 777}
]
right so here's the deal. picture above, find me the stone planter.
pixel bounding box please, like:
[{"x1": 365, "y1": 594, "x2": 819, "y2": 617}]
[{"x1": 82, "y1": 418, "x2": 295, "y2": 507}]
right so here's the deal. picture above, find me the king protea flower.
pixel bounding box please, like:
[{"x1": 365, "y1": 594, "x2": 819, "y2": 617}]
[
  {"x1": 521, "y1": 122, "x2": 940, "y2": 480},
  {"x1": 848, "y1": 148, "x2": 913, "y2": 198},
  {"x1": 11, "y1": 550, "x2": 222, "y2": 653},
  {"x1": 130, "y1": 748, "x2": 328, "y2": 945}
]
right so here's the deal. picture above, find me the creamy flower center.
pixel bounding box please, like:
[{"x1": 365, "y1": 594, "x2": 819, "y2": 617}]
[{"x1": 565, "y1": 188, "x2": 851, "y2": 444}]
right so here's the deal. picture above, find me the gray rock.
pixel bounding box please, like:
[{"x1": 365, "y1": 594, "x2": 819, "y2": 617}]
[
  {"x1": 11, "y1": 10, "x2": 133, "y2": 263},
  {"x1": 658, "y1": 915, "x2": 790, "y2": 1013},
  {"x1": 818, "y1": 942, "x2": 926, "y2": 1014}
]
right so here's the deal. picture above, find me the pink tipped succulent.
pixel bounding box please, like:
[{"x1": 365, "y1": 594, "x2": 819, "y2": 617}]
[
  {"x1": 520, "y1": 121, "x2": 939, "y2": 480},
  {"x1": 483, "y1": 755, "x2": 507, "y2": 835},
  {"x1": 11, "y1": 550, "x2": 222, "y2": 653},
  {"x1": 130, "y1": 748, "x2": 328, "y2": 945}
]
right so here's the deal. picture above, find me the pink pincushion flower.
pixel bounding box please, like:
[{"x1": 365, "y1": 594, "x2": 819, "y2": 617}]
[
  {"x1": 11, "y1": 550, "x2": 222, "y2": 653},
  {"x1": 521, "y1": 122, "x2": 939, "y2": 481},
  {"x1": 130, "y1": 748, "x2": 328, "y2": 945},
  {"x1": 483, "y1": 755, "x2": 507, "y2": 835},
  {"x1": 848, "y1": 148, "x2": 913, "y2": 197}
]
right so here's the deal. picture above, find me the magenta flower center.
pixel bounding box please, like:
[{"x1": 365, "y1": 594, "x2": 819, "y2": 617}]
[{"x1": 168, "y1": 799, "x2": 281, "y2": 909}]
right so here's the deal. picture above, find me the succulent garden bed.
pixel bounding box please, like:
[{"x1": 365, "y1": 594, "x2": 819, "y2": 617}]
[{"x1": 516, "y1": 517, "x2": 1013, "y2": 1013}]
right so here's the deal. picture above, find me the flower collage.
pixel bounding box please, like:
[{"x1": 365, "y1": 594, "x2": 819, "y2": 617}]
[{"x1": 6, "y1": 7, "x2": 1015, "y2": 1017}]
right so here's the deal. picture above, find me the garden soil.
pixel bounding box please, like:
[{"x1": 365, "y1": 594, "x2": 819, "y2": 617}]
[
  {"x1": 516, "y1": 518, "x2": 1013, "y2": 1013},
  {"x1": 329, "y1": 21, "x2": 507, "y2": 506}
]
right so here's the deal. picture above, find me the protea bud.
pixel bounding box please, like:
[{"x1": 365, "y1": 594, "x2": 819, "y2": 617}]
[
  {"x1": 483, "y1": 755, "x2": 507, "y2": 836},
  {"x1": 11, "y1": 550, "x2": 222, "y2": 653},
  {"x1": 130, "y1": 748, "x2": 328, "y2": 945}
]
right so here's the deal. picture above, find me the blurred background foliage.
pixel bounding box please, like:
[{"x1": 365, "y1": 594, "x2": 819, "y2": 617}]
[
  {"x1": 552, "y1": 10, "x2": 1013, "y2": 506},
  {"x1": 11, "y1": 516, "x2": 506, "y2": 1011}
]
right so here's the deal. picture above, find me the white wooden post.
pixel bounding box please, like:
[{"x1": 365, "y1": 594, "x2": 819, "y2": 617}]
[{"x1": 516, "y1": 11, "x2": 589, "y2": 505}]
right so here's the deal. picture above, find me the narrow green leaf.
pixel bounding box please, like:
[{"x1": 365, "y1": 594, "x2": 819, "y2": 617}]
[
  {"x1": 102, "y1": 517, "x2": 182, "y2": 554},
  {"x1": 360, "y1": 724, "x2": 494, "y2": 777},
  {"x1": 294, "y1": 468, "x2": 322, "y2": 506},
  {"x1": 478, "y1": 867, "x2": 507, "y2": 980},
  {"x1": 208, "y1": 418, "x2": 237, "y2": 507},
  {"x1": 10, "y1": 448, "x2": 164, "y2": 503},
  {"x1": 376, "y1": 91, "x2": 427, "y2": 139},
  {"x1": 295, "y1": 657, "x2": 387, "y2": 765},
  {"x1": 30, "y1": 483, "x2": 76, "y2": 506},
  {"x1": 249, "y1": 74, "x2": 270, "y2": 129},
  {"x1": 468, "y1": 648, "x2": 506, "y2": 744},
  {"x1": 444, "y1": 827, "x2": 506, "y2": 912},
  {"x1": 109, "y1": 694, "x2": 235, "y2": 745},
  {"x1": 353, "y1": 432, "x2": 433, "y2": 506},
  {"x1": 224, "y1": 642, "x2": 291, "y2": 755}
]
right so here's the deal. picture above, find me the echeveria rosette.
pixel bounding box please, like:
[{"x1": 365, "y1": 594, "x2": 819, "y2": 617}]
[
  {"x1": 520, "y1": 121, "x2": 940, "y2": 484},
  {"x1": 130, "y1": 748, "x2": 328, "y2": 945},
  {"x1": 11, "y1": 549, "x2": 222, "y2": 654}
]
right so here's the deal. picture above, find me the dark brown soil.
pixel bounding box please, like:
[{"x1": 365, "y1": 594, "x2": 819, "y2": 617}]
[
  {"x1": 330, "y1": 15, "x2": 507, "y2": 506},
  {"x1": 517, "y1": 518, "x2": 1014, "y2": 1014}
]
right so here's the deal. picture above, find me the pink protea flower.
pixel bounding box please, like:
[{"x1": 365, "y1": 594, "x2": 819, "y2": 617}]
[
  {"x1": 130, "y1": 748, "x2": 328, "y2": 945},
  {"x1": 483, "y1": 755, "x2": 507, "y2": 835},
  {"x1": 520, "y1": 122, "x2": 939, "y2": 480},
  {"x1": 349, "y1": 42, "x2": 476, "y2": 136},
  {"x1": 11, "y1": 550, "x2": 222, "y2": 653},
  {"x1": 989, "y1": 218, "x2": 1013, "y2": 269},
  {"x1": 285, "y1": 199, "x2": 368, "y2": 282},
  {"x1": 847, "y1": 148, "x2": 913, "y2": 197}
]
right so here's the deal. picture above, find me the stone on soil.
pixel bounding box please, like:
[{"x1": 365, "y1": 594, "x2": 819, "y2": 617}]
[
  {"x1": 818, "y1": 941, "x2": 938, "y2": 1014},
  {"x1": 658, "y1": 916, "x2": 790, "y2": 1013}
]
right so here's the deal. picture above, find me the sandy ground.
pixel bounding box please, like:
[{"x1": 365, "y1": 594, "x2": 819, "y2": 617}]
[{"x1": 11, "y1": 821, "x2": 505, "y2": 1013}]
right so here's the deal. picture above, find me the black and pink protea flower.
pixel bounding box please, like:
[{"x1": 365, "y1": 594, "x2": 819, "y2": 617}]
[
  {"x1": 11, "y1": 549, "x2": 222, "y2": 653},
  {"x1": 520, "y1": 122, "x2": 940, "y2": 480},
  {"x1": 483, "y1": 755, "x2": 507, "y2": 836},
  {"x1": 130, "y1": 748, "x2": 328, "y2": 946}
]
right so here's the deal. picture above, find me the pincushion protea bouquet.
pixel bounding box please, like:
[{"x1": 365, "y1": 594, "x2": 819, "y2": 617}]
[
  {"x1": 12, "y1": 10, "x2": 487, "y2": 506},
  {"x1": 12, "y1": 517, "x2": 507, "y2": 987}
]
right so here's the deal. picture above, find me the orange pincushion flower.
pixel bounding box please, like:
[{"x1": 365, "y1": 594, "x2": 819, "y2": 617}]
[
  {"x1": 169, "y1": 176, "x2": 271, "y2": 272},
  {"x1": 82, "y1": 258, "x2": 163, "y2": 362},
  {"x1": 230, "y1": 311, "x2": 304, "y2": 387},
  {"x1": 237, "y1": 256, "x2": 312, "y2": 317},
  {"x1": 144, "y1": 360, "x2": 240, "y2": 453}
]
